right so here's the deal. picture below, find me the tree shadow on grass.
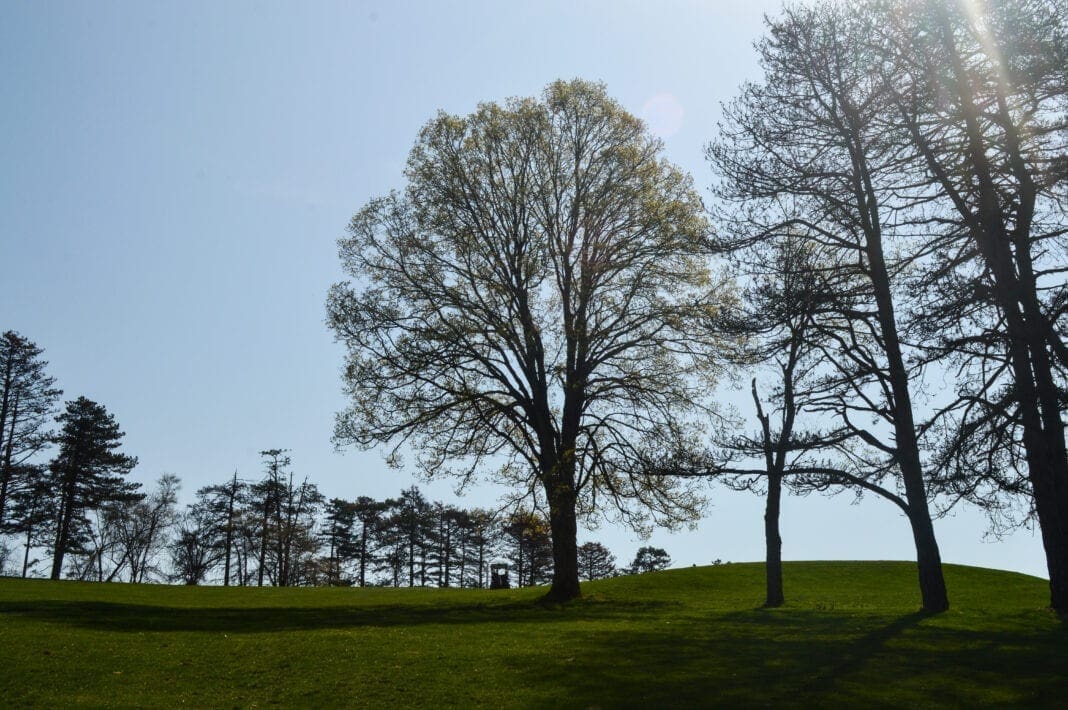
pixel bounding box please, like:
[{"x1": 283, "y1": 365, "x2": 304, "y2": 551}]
[
  {"x1": 0, "y1": 596, "x2": 674, "y2": 634},
  {"x1": 506, "y1": 609, "x2": 1068, "y2": 708}
]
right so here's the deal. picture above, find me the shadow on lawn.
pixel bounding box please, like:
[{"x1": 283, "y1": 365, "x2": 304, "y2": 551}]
[
  {"x1": 507, "y1": 609, "x2": 1068, "y2": 708},
  {"x1": 0, "y1": 596, "x2": 673, "y2": 633}
]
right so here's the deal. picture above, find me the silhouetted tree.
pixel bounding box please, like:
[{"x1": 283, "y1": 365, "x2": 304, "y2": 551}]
[
  {"x1": 109, "y1": 473, "x2": 180, "y2": 583},
  {"x1": 708, "y1": 1, "x2": 951, "y2": 611},
  {"x1": 321, "y1": 498, "x2": 356, "y2": 585},
  {"x1": 502, "y1": 510, "x2": 553, "y2": 587},
  {"x1": 48, "y1": 397, "x2": 139, "y2": 580},
  {"x1": 577, "y1": 541, "x2": 617, "y2": 581},
  {"x1": 328, "y1": 79, "x2": 726, "y2": 602},
  {"x1": 5, "y1": 464, "x2": 51, "y2": 577},
  {"x1": 461, "y1": 508, "x2": 497, "y2": 588},
  {"x1": 194, "y1": 472, "x2": 245, "y2": 586},
  {"x1": 170, "y1": 507, "x2": 223, "y2": 585},
  {"x1": 351, "y1": 496, "x2": 386, "y2": 587},
  {"x1": 871, "y1": 0, "x2": 1068, "y2": 611},
  {"x1": 0, "y1": 331, "x2": 61, "y2": 528},
  {"x1": 629, "y1": 546, "x2": 670, "y2": 574}
]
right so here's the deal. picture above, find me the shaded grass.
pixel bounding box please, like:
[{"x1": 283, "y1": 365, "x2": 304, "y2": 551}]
[{"x1": 1, "y1": 562, "x2": 1063, "y2": 707}]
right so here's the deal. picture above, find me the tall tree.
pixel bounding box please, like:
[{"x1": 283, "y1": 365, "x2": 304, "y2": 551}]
[
  {"x1": 328, "y1": 79, "x2": 726, "y2": 602},
  {"x1": 48, "y1": 397, "x2": 139, "y2": 580},
  {"x1": 870, "y1": 0, "x2": 1068, "y2": 611},
  {"x1": 0, "y1": 331, "x2": 61, "y2": 527},
  {"x1": 708, "y1": 2, "x2": 951, "y2": 611}
]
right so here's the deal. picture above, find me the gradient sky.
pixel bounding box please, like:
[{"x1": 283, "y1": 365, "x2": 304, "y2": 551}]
[{"x1": 0, "y1": 0, "x2": 1047, "y2": 579}]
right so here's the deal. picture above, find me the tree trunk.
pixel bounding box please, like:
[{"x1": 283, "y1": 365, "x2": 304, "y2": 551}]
[
  {"x1": 0, "y1": 392, "x2": 20, "y2": 527},
  {"x1": 930, "y1": 13, "x2": 1067, "y2": 609},
  {"x1": 837, "y1": 113, "x2": 949, "y2": 611},
  {"x1": 906, "y1": 508, "x2": 949, "y2": 612},
  {"x1": 544, "y1": 482, "x2": 580, "y2": 602},
  {"x1": 764, "y1": 471, "x2": 784, "y2": 608},
  {"x1": 22, "y1": 524, "x2": 33, "y2": 578},
  {"x1": 50, "y1": 473, "x2": 76, "y2": 580},
  {"x1": 359, "y1": 526, "x2": 367, "y2": 587}
]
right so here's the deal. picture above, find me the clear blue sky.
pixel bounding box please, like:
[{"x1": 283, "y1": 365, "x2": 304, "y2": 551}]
[{"x1": 0, "y1": 0, "x2": 1047, "y2": 578}]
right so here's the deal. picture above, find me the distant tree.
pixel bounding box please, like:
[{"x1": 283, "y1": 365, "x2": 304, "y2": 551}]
[
  {"x1": 272, "y1": 473, "x2": 323, "y2": 587},
  {"x1": 0, "y1": 331, "x2": 61, "y2": 528},
  {"x1": 170, "y1": 507, "x2": 223, "y2": 585},
  {"x1": 502, "y1": 510, "x2": 553, "y2": 587},
  {"x1": 385, "y1": 487, "x2": 434, "y2": 587},
  {"x1": 577, "y1": 542, "x2": 617, "y2": 581},
  {"x1": 328, "y1": 79, "x2": 726, "y2": 602},
  {"x1": 110, "y1": 473, "x2": 180, "y2": 583},
  {"x1": 250, "y1": 449, "x2": 288, "y2": 586},
  {"x1": 320, "y1": 498, "x2": 356, "y2": 586},
  {"x1": 461, "y1": 508, "x2": 497, "y2": 588},
  {"x1": 351, "y1": 495, "x2": 386, "y2": 587},
  {"x1": 630, "y1": 546, "x2": 670, "y2": 574},
  {"x1": 48, "y1": 397, "x2": 139, "y2": 580},
  {"x1": 194, "y1": 472, "x2": 245, "y2": 586},
  {"x1": 5, "y1": 464, "x2": 51, "y2": 577}
]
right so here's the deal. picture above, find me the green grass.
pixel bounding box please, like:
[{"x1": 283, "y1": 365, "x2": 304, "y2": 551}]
[{"x1": 1, "y1": 561, "x2": 1063, "y2": 707}]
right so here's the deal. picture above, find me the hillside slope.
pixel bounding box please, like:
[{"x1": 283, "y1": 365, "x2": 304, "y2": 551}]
[{"x1": 1, "y1": 561, "x2": 1063, "y2": 707}]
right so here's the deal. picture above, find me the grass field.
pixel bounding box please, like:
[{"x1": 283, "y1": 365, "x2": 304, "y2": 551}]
[{"x1": 1, "y1": 561, "x2": 1064, "y2": 707}]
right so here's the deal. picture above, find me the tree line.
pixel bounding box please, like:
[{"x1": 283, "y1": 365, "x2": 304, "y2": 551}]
[
  {"x1": 1, "y1": 331, "x2": 672, "y2": 586},
  {"x1": 328, "y1": 0, "x2": 1067, "y2": 611}
]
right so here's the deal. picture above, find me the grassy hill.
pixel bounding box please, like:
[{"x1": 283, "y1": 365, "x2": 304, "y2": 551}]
[{"x1": 1, "y1": 561, "x2": 1063, "y2": 707}]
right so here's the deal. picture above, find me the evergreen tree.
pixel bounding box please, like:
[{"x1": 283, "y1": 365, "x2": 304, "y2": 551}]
[
  {"x1": 194, "y1": 472, "x2": 245, "y2": 586},
  {"x1": 351, "y1": 495, "x2": 385, "y2": 587},
  {"x1": 321, "y1": 498, "x2": 356, "y2": 585},
  {"x1": 48, "y1": 397, "x2": 139, "y2": 580},
  {"x1": 577, "y1": 542, "x2": 617, "y2": 581},
  {"x1": 0, "y1": 331, "x2": 62, "y2": 528},
  {"x1": 629, "y1": 546, "x2": 670, "y2": 574},
  {"x1": 502, "y1": 510, "x2": 553, "y2": 587}
]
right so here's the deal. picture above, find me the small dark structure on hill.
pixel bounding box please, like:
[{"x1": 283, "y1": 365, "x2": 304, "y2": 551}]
[{"x1": 489, "y1": 560, "x2": 510, "y2": 589}]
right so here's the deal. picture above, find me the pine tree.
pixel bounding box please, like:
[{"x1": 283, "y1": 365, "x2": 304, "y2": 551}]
[
  {"x1": 48, "y1": 397, "x2": 139, "y2": 580},
  {"x1": 0, "y1": 331, "x2": 62, "y2": 528},
  {"x1": 577, "y1": 542, "x2": 617, "y2": 581}
]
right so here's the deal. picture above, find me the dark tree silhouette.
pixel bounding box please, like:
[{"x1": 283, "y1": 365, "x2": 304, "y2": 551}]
[
  {"x1": 577, "y1": 541, "x2": 617, "y2": 581},
  {"x1": 194, "y1": 472, "x2": 245, "y2": 586},
  {"x1": 630, "y1": 546, "x2": 671, "y2": 574},
  {"x1": 0, "y1": 331, "x2": 61, "y2": 528},
  {"x1": 871, "y1": 0, "x2": 1068, "y2": 611},
  {"x1": 48, "y1": 397, "x2": 139, "y2": 580},
  {"x1": 170, "y1": 507, "x2": 222, "y2": 585},
  {"x1": 502, "y1": 509, "x2": 553, "y2": 587},
  {"x1": 708, "y1": 1, "x2": 951, "y2": 612}
]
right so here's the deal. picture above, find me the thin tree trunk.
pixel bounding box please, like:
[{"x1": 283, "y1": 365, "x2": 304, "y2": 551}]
[{"x1": 764, "y1": 471, "x2": 785, "y2": 608}]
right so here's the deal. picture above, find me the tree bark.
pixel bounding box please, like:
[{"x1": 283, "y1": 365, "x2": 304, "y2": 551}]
[
  {"x1": 764, "y1": 471, "x2": 785, "y2": 608},
  {"x1": 544, "y1": 481, "x2": 581, "y2": 602}
]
